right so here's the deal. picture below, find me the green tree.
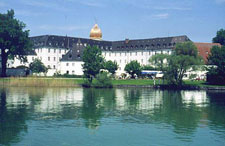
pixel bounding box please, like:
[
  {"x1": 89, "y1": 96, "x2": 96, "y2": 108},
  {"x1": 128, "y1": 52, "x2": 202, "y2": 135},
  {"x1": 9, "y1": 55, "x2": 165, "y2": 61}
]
[
  {"x1": 213, "y1": 29, "x2": 225, "y2": 46},
  {"x1": 141, "y1": 65, "x2": 155, "y2": 70},
  {"x1": 29, "y1": 59, "x2": 48, "y2": 74},
  {"x1": 207, "y1": 45, "x2": 225, "y2": 85},
  {"x1": 165, "y1": 42, "x2": 203, "y2": 86},
  {"x1": 149, "y1": 54, "x2": 169, "y2": 71},
  {"x1": 125, "y1": 60, "x2": 141, "y2": 79},
  {"x1": 104, "y1": 60, "x2": 118, "y2": 75},
  {"x1": 82, "y1": 46, "x2": 104, "y2": 83},
  {"x1": 0, "y1": 10, "x2": 32, "y2": 77}
]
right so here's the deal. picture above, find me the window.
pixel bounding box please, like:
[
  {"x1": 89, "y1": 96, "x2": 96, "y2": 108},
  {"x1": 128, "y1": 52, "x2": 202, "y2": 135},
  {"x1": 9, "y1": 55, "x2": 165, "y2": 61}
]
[
  {"x1": 65, "y1": 50, "x2": 66, "y2": 53},
  {"x1": 77, "y1": 50, "x2": 80, "y2": 53},
  {"x1": 53, "y1": 65, "x2": 55, "y2": 69},
  {"x1": 72, "y1": 71, "x2": 75, "y2": 74},
  {"x1": 109, "y1": 53, "x2": 111, "y2": 57},
  {"x1": 141, "y1": 59, "x2": 143, "y2": 63},
  {"x1": 136, "y1": 52, "x2": 137, "y2": 56},
  {"x1": 32, "y1": 57, "x2": 34, "y2": 61},
  {"x1": 120, "y1": 53, "x2": 121, "y2": 56},
  {"x1": 130, "y1": 52, "x2": 132, "y2": 56},
  {"x1": 59, "y1": 49, "x2": 61, "y2": 53},
  {"x1": 120, "y1": 60, "x2": 121, "y2": 63},
  {"x1": 54, "y1": 57, "x2": 56, "y2": 61},
  {"x1": 54, "y1": 49, "x2": 56, "y2": 53},
  {"x1": 149, "y1": 51, "x2": 151, "y2": 55},
  {"x1": 66, "y1": 63, "x2": 69, "y2": 66},
  {"x1": 48, "y1": 57, "x2": 50, "y2": 61},
  {"x1": 66, "y1": 71, "x2": 69, "y2": 74},
  {"x1": 142, "y1": 52, "x2": 143, "y2": 56},
  {"x1": 72, "y1": 63, "x2": 74, "y2": 66}
]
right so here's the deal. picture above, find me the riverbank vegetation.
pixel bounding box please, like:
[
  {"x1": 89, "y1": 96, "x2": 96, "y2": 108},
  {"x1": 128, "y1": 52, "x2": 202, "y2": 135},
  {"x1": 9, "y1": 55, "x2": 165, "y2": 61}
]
[{"x1": 0, "y1": 77, "x2": 224, "y2": 88}]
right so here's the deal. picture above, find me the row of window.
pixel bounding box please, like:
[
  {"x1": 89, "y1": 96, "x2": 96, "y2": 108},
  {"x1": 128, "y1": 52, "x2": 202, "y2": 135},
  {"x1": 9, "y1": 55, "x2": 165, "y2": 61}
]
[
  {"x1": 116, "y1": 43, "x2": 176, "y2": 50},
  {"x1": 105, "y1": 50, "x2": 170, "y2": 57}
]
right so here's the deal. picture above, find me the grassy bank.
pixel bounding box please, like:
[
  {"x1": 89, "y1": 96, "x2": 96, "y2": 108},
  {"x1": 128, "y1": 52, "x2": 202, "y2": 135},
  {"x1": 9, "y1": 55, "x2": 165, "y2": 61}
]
[
  {"x1": 0, "y1": 77, "x2": 224, "y2": 88},
  {"x1": 0, "y1": 77, "x2": 83, "y2": 87}
]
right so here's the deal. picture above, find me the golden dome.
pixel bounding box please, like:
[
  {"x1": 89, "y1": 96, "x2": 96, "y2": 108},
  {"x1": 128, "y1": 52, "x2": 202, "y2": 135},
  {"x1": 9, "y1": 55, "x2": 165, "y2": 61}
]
[{"x1": 90, "y1": 24, "x2": 102, "y2": 40}]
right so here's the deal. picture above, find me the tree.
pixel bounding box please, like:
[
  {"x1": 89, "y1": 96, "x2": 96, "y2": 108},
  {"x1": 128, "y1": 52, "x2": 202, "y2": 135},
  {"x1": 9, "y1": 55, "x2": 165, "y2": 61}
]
[
  {"x1": 141, "y1": 65, "x2": 155, "y2": 70},
  {"x1": 0, "y1": 9, "x2": 32, "y2": 77},
  {"x1": 82, "y1": 46, "x2": 104, "y2": 83},
  {"x1": 165, "y1": 42, "x2": 203, "y2": 86},
  {"x1": 104, "y1": 60, "x2": 118, "y2": 75},
  {"x1": 125, "y1": 60, "x2": 141, "y2": 79},
  {"x1": 149, "y1": 54, "x2": 169, "y2": 71},
  {"x1": 29, "y1": 59, "x2": 48, "y2": 74},
  {"x1": 207, "y1": 45, "x2": 225, "y2": 85},
  {"x1": 213, "y1": 29, "x2": 225, "y2": 46}
]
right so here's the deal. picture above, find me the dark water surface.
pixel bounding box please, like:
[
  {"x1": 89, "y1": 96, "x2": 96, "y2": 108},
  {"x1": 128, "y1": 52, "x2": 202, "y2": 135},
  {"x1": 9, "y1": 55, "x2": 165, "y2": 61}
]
[{"x1": 0, "y1": 87, "x2": 225, "y2": 146}]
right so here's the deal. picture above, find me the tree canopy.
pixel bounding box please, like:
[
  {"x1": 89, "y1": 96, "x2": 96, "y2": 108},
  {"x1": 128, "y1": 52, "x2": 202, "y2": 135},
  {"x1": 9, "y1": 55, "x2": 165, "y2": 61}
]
[
  {"x1": 104, "y1": 60, "x2": 118, "y2": 75},
  {"x1": 164, "y1": 42, "x2": 203, "y2": 86},
  {"x1": 0, "y1": 9, "x2": 32, "y2": 77},
  {"x1": 82, "y1": 45, "x2": 104, "y2": 83},
  {"x1": 207, "y1": 45, "x2": 225, "y2": 85},
  {"x1": 149, "y1": 54, "x2": 169, "y2": 71},
  {"x1": 124, "y1": 60, "x2": 141, "y2": 79},
  {"x1": 29, "y1": 59, "x2": 48, "y2": 74},
  {"x1": 213, "y1": 29, "x2": 225, "y2": 46}
]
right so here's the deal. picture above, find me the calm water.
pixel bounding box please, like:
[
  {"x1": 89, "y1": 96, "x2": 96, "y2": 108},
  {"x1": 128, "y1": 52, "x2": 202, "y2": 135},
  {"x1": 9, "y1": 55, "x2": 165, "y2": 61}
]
[{"x1": 0, "y1": 87, "x2": 225, "y2": 146}]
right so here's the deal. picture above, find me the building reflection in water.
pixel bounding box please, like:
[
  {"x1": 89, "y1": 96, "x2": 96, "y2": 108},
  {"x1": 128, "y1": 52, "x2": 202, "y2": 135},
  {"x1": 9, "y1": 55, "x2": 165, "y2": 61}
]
[{"x1": 0, "y1": 87, "x2": 225, "y2": 145}]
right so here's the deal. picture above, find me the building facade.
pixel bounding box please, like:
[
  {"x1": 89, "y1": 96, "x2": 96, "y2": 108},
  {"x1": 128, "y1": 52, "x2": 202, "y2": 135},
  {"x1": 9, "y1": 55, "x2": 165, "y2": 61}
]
[{"x1": 9, "y1": 24, "x2": 220, "y2": 76}]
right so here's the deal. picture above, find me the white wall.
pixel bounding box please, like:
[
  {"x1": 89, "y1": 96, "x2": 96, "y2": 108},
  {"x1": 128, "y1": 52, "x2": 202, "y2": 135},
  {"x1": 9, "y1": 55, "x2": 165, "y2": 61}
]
[{"x1": 60, "y1": 61, "x2": 83, "y2": 75}]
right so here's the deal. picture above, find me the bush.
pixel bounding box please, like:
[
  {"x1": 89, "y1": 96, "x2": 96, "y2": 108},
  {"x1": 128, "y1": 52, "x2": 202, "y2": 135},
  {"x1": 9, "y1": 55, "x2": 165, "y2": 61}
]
[{"x1": 93, "y1": 72, "x2": 112, "y2": 88}]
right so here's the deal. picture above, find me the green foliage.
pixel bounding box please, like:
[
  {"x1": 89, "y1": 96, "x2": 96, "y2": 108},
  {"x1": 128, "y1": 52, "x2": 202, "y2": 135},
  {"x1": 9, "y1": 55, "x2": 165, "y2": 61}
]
[
  {"x1": 29, "y1": 59, "x2": 48, "y2": 74},
  {"x1": 149, "y1": 54, "x2": 169, "y2": 71},
  {"x1": 104, "y1": 60, "x2": 118, "y2": 75},
  {"x1": 141, "y1": 65, "x2": 155, "y2": 70},
  {"x1": 213, "y1": 29, "x2": 225, "y2": 46},
  {"x1": 93, "y1": 72, "x2": 112, "y2": 88},
  {"x1": 125, "y1": 60, "x2": 141, "y2": 78},
  {"x1": 0, "y1": 9, "x2": 32, "y2": 77},
  {"x1": 82, "y1": 45, "x2": 104, "y2": 83},
  {"x1": 53, "y1": 72, "x2": 83, "y2": 78},
  {"x1": 165, "y1": 42, "x2": 203, "y2": 86},
  {"x1": 207, "y1": 45, "x2": 225, "y2": 85}
]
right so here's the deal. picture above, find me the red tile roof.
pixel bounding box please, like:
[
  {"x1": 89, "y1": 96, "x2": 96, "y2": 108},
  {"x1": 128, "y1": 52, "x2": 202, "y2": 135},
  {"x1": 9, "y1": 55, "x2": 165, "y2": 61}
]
[{"x1": 194, "y1": 42, "x2": 221, "y2": 64}]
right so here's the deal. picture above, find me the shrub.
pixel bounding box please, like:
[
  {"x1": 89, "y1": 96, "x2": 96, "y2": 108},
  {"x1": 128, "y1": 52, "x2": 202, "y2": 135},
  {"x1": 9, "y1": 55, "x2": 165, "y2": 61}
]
[{"x1": 93, "y1": 72, "x2": 112, "y2": 88}]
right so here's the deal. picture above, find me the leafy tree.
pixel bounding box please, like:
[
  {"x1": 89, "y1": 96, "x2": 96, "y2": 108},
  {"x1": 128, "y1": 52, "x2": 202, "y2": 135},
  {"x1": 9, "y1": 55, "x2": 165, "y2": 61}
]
[
  {"x1": 207, "y1": 45, "x2": 225, "y2": 85},
  {"x1": 141, "y1": 65, "x2": 155, "y2": 70},
  {"x1": 213, "y1": 29, "x2": 225, "y2": 46},
  {"x1": 29, "y1": 59, "x2": 48, "y2": 74},
  {"x1": 93, "y1": 71, "x2": 113, "y2": 88},
  {"x1": 149, "y1": 54, "x2": 169, "y2": 71},
  {"x1": 0, "y1": 9, "x2": 32, "y2": 77},
  {"x1": 125, "y1": 60, "x2": 141, "y2": 79},
  {"x1": 104, "y1": 60, "x2": 118, "y2": 75},
  {"x1": 165, "y1": 42, "x2": 203, "y2": 86},
  {"x1": 82, "y1": 46, "x2": 104, "y2": 83}
]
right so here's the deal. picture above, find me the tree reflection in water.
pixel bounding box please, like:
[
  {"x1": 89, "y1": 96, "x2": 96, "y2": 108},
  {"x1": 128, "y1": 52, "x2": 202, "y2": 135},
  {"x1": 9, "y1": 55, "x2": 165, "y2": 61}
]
[
  {"x1": 0, "y1": 87, "x2": 224, "y2": 145},
  {"x1": 0, "y1": 88, "x2": 28, "y2": 145}
]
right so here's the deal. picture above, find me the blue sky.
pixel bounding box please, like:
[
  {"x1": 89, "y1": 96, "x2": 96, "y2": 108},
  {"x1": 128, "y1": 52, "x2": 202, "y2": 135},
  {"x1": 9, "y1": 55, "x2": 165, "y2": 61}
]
[{"x1": 0, "y1": 0, "x2": 225, "y2": 42}]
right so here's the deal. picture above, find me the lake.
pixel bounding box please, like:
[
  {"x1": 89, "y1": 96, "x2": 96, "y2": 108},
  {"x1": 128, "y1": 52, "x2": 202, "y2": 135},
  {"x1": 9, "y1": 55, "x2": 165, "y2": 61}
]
[{"x1": 0, "y1": 87, "x2": 225, "y2": 146}]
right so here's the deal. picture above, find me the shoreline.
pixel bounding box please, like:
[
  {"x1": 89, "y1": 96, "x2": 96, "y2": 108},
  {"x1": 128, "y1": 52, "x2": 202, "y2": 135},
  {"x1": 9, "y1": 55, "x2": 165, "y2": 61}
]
[{"x1": 0, "y1": 78, "x2": 225, "y2": 90}]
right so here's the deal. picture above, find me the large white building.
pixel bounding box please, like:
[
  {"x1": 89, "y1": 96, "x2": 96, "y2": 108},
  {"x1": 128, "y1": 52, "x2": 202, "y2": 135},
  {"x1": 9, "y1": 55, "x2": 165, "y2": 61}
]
[{"x1": 10, "y1": 24, "x2": 191, "y2": 76}]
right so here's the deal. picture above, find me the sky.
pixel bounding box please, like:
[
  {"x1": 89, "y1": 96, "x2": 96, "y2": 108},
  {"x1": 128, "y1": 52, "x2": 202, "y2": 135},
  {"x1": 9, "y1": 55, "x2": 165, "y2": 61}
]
[{"x1": 0, "y1": 0, "x2": 225, "y2": 42}]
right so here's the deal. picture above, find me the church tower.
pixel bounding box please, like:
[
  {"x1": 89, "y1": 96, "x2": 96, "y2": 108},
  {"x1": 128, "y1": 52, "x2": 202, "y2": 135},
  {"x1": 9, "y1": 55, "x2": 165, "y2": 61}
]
[{"x1": 90, "y1": 24, "x2": 102, "y2": 40}]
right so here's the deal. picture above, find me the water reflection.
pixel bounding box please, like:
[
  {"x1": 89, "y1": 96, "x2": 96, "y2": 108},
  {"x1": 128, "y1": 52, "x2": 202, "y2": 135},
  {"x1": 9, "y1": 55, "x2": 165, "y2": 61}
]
[{"x1": 0, "y1": 87, "x2": 224, "y2": 145}]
